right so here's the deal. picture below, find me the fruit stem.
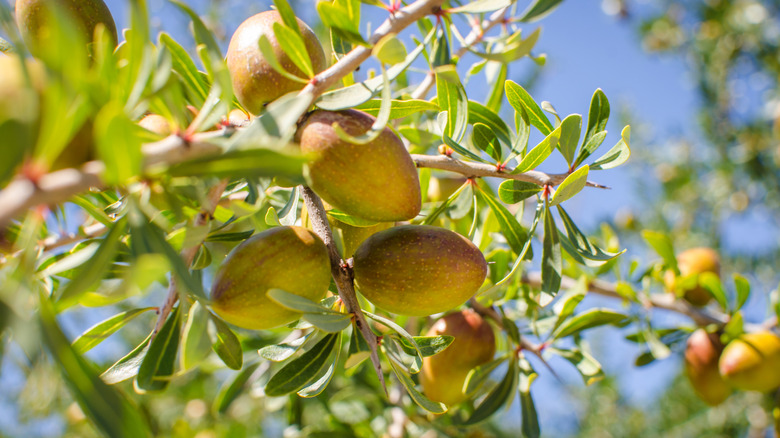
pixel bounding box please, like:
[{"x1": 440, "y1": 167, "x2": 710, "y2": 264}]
[{"x1": 301, "y1": 186, "x2": 388, "y2": 394}]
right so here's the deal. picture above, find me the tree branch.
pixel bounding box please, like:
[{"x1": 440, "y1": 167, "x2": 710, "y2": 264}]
[
  {"x1": 301, "y1": 187, "x2": 387, "y2": 392},
  {"x1": 411, "y1": 154, "x2": 609, "y2": 188}
]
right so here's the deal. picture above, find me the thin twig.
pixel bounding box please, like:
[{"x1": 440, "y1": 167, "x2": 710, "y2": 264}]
[
  {"x1": 152, "y1": 179, "x2": 229, "y2": 336},
  {"x1": 301, "y1": 187, "x2": 387, "y2": 393},
  {"x1": 411, "y1": 154, "x2": 609, "y2": 188}
]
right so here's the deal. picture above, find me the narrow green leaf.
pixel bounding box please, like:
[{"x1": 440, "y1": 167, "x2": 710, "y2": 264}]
[
  {"x1": 553, "y1": 309, "x2": 628, "y2": 339},
  {"x1": 39, "y1": 293, "x2": 151, "y2": 437},
  {"x1": 590, "y1": 125, "x2": 630, "y2": 170},
  {"x1": 734, "y1": 274, "x2": 750, "y2": 312},
  {"x1": 317, "y1": 1, "x2": 367, "y2": 46},
  {"x1": 181, "y1": 301, "x2": 211, "y2": 370},
  {"x1": 498, "y1": 180, "x2": 542, "y2": 204},
  {"x1": 214, "y1": 362, "x2": 261, "y2": 414},
  {"x1": 136, "y1": 306, "x2": 181, "y2": 392},
  {"x1": 258, "y1": 335, "x2": 309, "y2": 362},
  {"x1": 264, "y1": 333, "x2": 339, "y2": 397},
  {"x1": 393, "y1": 335, "x2": 454, "y2": 358},
  {"x1": 513, "y1": 125, "x2": 560, "y2": 173},
  {"x1": 298, "y1": 332, "x2": 341, "y2": 397},
  {"x1": 210, "y1": 314, "x2": 243, "y2": 370},
  {"x1": 431, "y1": 28, "x2": 450, "y2": 68},
  {"x1": 273, "y1": 0, "x2": 304, "y2": 40},
  {"x1": 469, "y1": 100, "x2": 513, "y2": 146},
  {"x1": 389, "y1": 359, "x2": 447, "y2": 413},
  {"x1": 642, "y1": 230, "x2": 677, "y2": 271},
  {"x1": 373, "y1": 34, "x2": 407, "y2": 65},
  {"x1": 159, "y1": 33, "x2": 208, "y2": 106},
  {"x1": 436, "y1": 65, "x2": 469, "y2": 142},
  {"x1": 101, "y1": 335, "x2": 151, "y2": 384},
  {"x1": 443, "y1": 133, "x2": 491, "y2": 164},
  {"x1": 558, "y1": 114, "x2": 582, "y2": 166},
  {"x1": 479, "y1": 187, "x2": 530, "y2": 255},
  {"x1": 550, "y1": 165, "x2": 589, "y2": 207},
  {"x1": 56, "y1": 217, "x2": 127, "y2": 310},
  {"x1": 257, "y1": 34, "x2": 309, "y2": 84},
  {"x1": 95, "y1": 103, "x2": 143, "y2": 184},
  {"x1": 468, "y1": 28, "x2": 540, "y2": 63},
  {"x1": 551, "y1": 276, "x2": 587, "y2": 335},
  {"x1": 450, "y1": 0, "x2": 511, "y2": 13},
  {"x1": 699, "y1": 272, "x2": 729, "y2": 311},
  {"x1": 354, "y1": 99, "x2": 439, "y2": 119},
  {"x1": 462, "y1": 357, "x2": 518, "y2": 425},
  {"x1": 273, "y1": 22, "x2": 314, "y2": 77},
  {"x1": 72, "y1": 308, "x2": 156, "y2": 354},
  {"x1": 303, "y1": 313, "x2": 352, "y2": 333},
  {"x1": 166, "y1": 149, "x2": 307, "y2": 182},
  {"x1": 473, "y1": 123, "x2": 502, "y2": 162},
  {"x1": 332, "y1": 65, "x2": 392, "y2": 145},
  {"x1": 557, "y1": 206, "x2": 623, "y2": 261},
  {"x1": 505, "y1": 81, "x2": 553, "y2": 136},
  {"x1": 582, "y1": 89, "x2": 610, "y2": 149},
  {"x1": 548, "y1": 346, "x2": 604, "y2": 385},
  {"x1": 518, "y1": 0, "x2": 564, "y2": 22},
  {"x1": 541, "y1": 203, "x2": 562, "y2": 297},
  {"x1": 346, "y1": 325, "x2": 371, "y2": 369},
  {"x1": 520, "y1": 386, "x2": 540, "y2": 438},
  {"x1": 464, "y1": 357, "x2": 507, "y2": 395}
]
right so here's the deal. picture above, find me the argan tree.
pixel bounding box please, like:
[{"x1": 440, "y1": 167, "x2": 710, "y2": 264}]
[{"x1": 0, "y1": 0, "x2": 778, "y2": 436}]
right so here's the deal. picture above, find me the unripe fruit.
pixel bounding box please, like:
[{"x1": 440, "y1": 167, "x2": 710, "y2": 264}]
[
  {"x1": 15, "y1": 0, "x2": 118, "y2": 54},
  {"x1": 138, "y1": 114, "x2": 173, "y2": 137},
  {"x1": 684, "y1": 329, "x2": 731, "y2": 405},
  {"x1": 297, "y1": 110, "x2": 422, "y2": 222},
  {"x1": 420, "y1": 309, "x2": 495, "y2": 406},
  {"x1": 226, "y1": 11, "x2": 326, "y2": 115},
  {"x1": 330, "y1": 219, "x2": 392, "y2": 258},
  {"x1": 664, "y1": 247, "x2": 720, "y2": 306},
  {"x1": 210, "y1": 226, "x2": 331, "y2": 330},
  {"x1": 719, "y1": 331, "x2": 780, "y2": 392},
  {"x1": 427, "y1": 176, "x2": 467, "y2": 202},
  {"x1": 353, "y1": 225, "x2": 487, "y2": 316}
]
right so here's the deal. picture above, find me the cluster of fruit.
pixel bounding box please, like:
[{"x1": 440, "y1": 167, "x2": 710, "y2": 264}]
[{"x1": 666, "y1": 248, "x2": 780, "y2": 404}]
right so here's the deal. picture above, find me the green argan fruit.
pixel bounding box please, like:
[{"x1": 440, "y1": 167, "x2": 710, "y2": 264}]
[
  {"x1": 353, "y1": 225, "x2": 487, "y2": 316},
  {"x1": 719, "y1": 331, "x2": 780, "y2": 392},
  {"x1": 15, "y1": 0, "x2": 118, "y2": 54},
  {"x1": 664, "y1": 247, "x2": 720, "y2": 306},
  {"x1": 330, "y1": 219, "x2": 392, "y2": 259},
  {"x1": 427, "y1": 175, "x2": 467, "y2": 202},
  {"x1": 226, "y1": 11, "x2": 326, "y2": 115},
  {"x1": 420, "y1": 309, "x2": 495, "y2": 406},
  {"x1": 138, "y1": 114, "x2": 173, "y2": 137},
  {"x1": 210, "y1": 226, "x2": 331, "y2": 330},
  {"x1": 684, "y1": 329, "x2": 731, "y2": 405},
  {"x1": 297, "y1": 110, "x2": 422, "y2": 222}
]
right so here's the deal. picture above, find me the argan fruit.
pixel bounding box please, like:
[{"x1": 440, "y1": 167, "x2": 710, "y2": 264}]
[
  {"x1": 664, "y1": 247, "x2": 720, "y2": 306},
  {"x1": 227, "y1": 109, "x2": 251, "y2": 127},
  {"x1": 420, "y1": 309, "x2": 495, "y2": 406},
  {"x1": 138, "y1": 114, "x2": 173, "y2": 137},
  {"x1": 719, "y1": 331, "x2": 780, "y2": 392},
  {"x1": 297, "y1": 110, "x2": 422, "y2": 222},
  {"x1": 210, "y1": 226, "x2": 331, "y2": 330},
  {"x1": 15, "y1": 0, "x2": 118, "y2": 54},
  {"x1": 353, "y1": 225, "x2": 487, "y2": 316},
  {"x1": 226, "y1": 11, "x2": 326, "y2": 115},
  {"x1": 427, "y1": 176, "x2": 467, "y2": 202},
  {"x1": 684, "y1": 329, "x2": 731, "y2": 405}
]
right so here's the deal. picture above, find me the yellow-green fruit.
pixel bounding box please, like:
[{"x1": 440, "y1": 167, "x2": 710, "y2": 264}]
[
  {"x1": 664, "y1": 247, "x2": 720, "y2": 306},
  {"x1": 353, "y1": 225, "x2": 487, "y2": 316},
  {"x1": 684, "y1": 329, "x2": 731, "y2": 405},
  {"x1": 226, "y1": 11, "x2": 326, "y2": 115},
  {"x1": 719, "y1": 331, "x2": 780, "y2": 392},
  {"x1": 15, "y1": 0, "x2": 118, "y2": 54},
  {"x1": 210, "y1": 226, "x2": 331, "y2": 330},
  {"x1": 427, "y1": 176, "x2": 467, "y2": 202},
  {"x1": 297, "y1": 110, "x2": 422, "y2": 222},
  {"x1": 420, "y1": 309, "x2": 495, "y2": 406},
  {"x1": 138, "y1": 114, "x2": 173, "y2": 137}
]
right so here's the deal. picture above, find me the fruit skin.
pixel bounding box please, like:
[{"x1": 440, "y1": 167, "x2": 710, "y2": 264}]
[
  {"x1": 226, "y1": 11, "x2": 326, "y2": 115},
  {"x1": 427, "y1": 176, "x2": 467, "y2": 202},
  {"x1": 664, "y1": 247, "x2": 720, "y2": 306},
  {"x1": 331, "y1": 219, "x2": 392, "y2": 258},
  {"x1": 210, "y1": 226, "x2": 331, "y2": 330},
  {"x1": 15, "y1": 0, "x2": 118, "y2": 54},
  {"x1": 138, "y1": 114, "x2": 173, "y2": 137},
  {"x1": 684, "y1": 329, "x2": 731, "y2": 405},
  {"x1": 719, "y1": 331, "x2": 780, "y2": 392},
  {"x1": 420, "y1": 309, "x2": 495, "y2": 406},
  {"x1": 352, "y1": 225, "x2": 487, "y2": 316},
  {"x1": 297, "y1": 110, "x2": 422, "y2": 222}
]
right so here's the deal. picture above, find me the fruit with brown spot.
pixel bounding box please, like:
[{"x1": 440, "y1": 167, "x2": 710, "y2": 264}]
[
  {"x1": 420, "y1": 309, "x2": 495, "y2": 406},
  {"x1": 664, "y1": 247, "x2": 720, "y2": 306},
  {"x1": 684, "y1": 329, "x2": 731, "y2": 405},
  {"x1": 719, "y1": 331, "x2": 780, "y2": 392},
  {"x1": 297, "y1": 109, "x2": 421, "y2": 222},
  {"x1": 226, "y1": 11, "x2": 326, "y2": 115},
  {"x1": 210, "y1": 226, "x2": 331, "y2": 330},
  {"x1": 353, "y1": 225, "x2": 487, "y2": 316}
]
